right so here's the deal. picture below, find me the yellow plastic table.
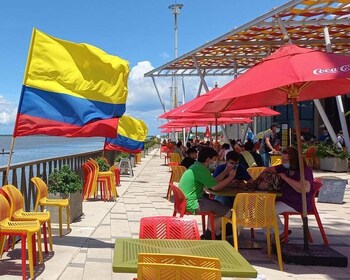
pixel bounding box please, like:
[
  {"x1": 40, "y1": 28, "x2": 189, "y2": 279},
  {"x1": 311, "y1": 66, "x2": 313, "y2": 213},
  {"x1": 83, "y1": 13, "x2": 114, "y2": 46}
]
[{"x1": 113, "y1": 238, "x2": 257, "y2": 278}]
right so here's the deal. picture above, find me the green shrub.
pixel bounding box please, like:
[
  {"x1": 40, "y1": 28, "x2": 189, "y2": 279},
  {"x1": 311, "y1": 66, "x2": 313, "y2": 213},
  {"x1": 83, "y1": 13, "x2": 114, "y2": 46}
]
[
  {"x1": 48, "y1": 165, "x2": 83, "y2": 195},
  {"x1": 315, "y1": 142, "x2": 349, "y2": 159},
  {"x1": 96, "y1": 156, "x2": 111, "y2": 171},
  {"x1": 115, "y1": 152, "x2": 129, "y2": 163}
]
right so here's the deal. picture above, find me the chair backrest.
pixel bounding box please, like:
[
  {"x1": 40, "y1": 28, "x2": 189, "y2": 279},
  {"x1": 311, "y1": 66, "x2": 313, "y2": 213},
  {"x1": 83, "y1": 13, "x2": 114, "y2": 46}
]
[
  {"x1": 31, "y1": 177, "x2": 49, "y2": 211},
  {"x1": 82, "y1": 162, "x2": 95, "y2": 199},
  {"x1": 247, "y1": 167, "x2": 266, "y2": 180},
  {"x1": 1, "y1": 185, "x2": 25, "y2": 216},
  {"x1": 169, "y1": 183, "x2": 187, "y2": 216},
  {"x1": 169, "y1": 153, "x2": 181, "y2": 164},
  {"x1": 0, "y1": 194, "x2": 11, "y2": 221},
  {"x1": 160, "y1": 146, "x2": 168, "y2": 153},
  {"x1": 233, "y1": 193, "x2": 277, "y2": 228},
  {"x1": 271, "y1": 155, "x2": 282, "y2": 166},
  {"x1": 169, "y1": 165, "x2": 187, "y2": 184},
  {"x1": 137, "y1": 253, "x2": 221, "y2": 280},
  {"x1": 86, "y1": 160, "x2": 98, "y2": 192},
  {"x1": 139, "y1": 216, "x2": 200, "y2": 240}
]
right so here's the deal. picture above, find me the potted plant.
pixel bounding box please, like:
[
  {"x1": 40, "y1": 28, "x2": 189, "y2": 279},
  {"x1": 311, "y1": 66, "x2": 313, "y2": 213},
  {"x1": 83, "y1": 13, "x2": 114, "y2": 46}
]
[
  {"x1": 95, "y1": 156, "x2": 111, "y2": 171},
  {"x1": 48, "y1": 165, "x2": 83, "y2": 223},
  {"x1": 315, "y1": 142, "x2": 349, "y2": 172}
]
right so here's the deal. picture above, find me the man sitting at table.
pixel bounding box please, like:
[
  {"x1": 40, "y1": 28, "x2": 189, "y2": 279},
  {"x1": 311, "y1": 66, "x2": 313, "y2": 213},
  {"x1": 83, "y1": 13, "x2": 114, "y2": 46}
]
[
  {"x1": 180, "y1": 147, "x2": 198, "y2": 169},
  {"x1": 213, "y1": 151, "x2": 253, "y2": 208},
  {"x1": 179, "y1": 147, "x2": 236, "y2": 240}
]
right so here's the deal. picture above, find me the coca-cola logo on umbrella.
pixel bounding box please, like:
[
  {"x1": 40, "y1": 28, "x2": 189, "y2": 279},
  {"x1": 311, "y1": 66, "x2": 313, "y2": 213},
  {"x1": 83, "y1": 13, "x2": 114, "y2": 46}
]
[{"x1": 313, "y1": 64, "x2": 350, "y2": 75}]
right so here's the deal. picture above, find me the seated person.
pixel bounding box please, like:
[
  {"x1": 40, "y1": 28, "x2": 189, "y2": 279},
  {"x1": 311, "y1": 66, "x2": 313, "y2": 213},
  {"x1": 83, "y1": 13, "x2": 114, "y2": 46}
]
[
  {"x1": 218, "y1": 143, "x2": 231, "y2": 163},
  {"x1": 179, "y1": 147, "x2": 236, "y2": 240},
  {"x1": 214, "y1": 151, "x2": 253, "y2": 208},
  {"x1": 180, "y1": 147, "x2": 198, "y2": 169},
  {"x1": 173, "y1": 140, "x2": 185, "y2": 159},
  {"x1": 265, "y1": 146, "x2": 314, "y2": 238},
  {"x1": 239, "y1": 140, "x2": 264, "y2": 169}
]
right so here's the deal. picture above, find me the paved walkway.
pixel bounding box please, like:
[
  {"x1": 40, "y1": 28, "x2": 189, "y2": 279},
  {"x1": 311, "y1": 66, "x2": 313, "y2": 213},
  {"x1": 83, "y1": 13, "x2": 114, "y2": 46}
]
[{"x1": 1, "y1": 148, "x2": 350, "y2": 279}]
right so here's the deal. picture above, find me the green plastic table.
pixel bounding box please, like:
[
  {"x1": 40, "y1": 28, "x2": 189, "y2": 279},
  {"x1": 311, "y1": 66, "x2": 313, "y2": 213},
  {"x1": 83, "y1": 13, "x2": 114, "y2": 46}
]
[
  {"x1": 206, "y1": 187, "x2": 281, "y2": 197},
  {"x1": 113, "y1": 238, "x2": 257, "y2": 278}
]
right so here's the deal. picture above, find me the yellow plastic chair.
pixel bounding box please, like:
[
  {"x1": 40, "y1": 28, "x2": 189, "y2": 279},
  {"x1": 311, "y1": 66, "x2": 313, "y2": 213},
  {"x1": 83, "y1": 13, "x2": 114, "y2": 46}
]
[
  {"x1": 89, "y1": 158, "x2": 117, "y2": 201},
  {"x1": 270, "y1": 155, "x2": 282, "y2": 166},
  {"x1": 168, "y1": 153, "x2": 181, "y2": 171},
  {"x1": 0, "y1": 194, "x2": 43, "y2": 280},
  {"x1": 2, "y1": 185, "x2": 53, "y2": 253},
  {"x1": 167, "y1": 165, "x2": 187, "y2": 200},
  {"x1": 136, "y1": 153, "x2": 142, "y2": 164},
  {"x1": 136, "y1": 253, "x2": 221, "y2": 280},
  {"x1": 31, "y1": 177, "x2": 70, "y2": 237},
  {"x1": 247, "y1": 166, "x2": 266, "y2": 180},
  {"x1": 222, "y1": 193, "x2": 283, "y2": 271}
]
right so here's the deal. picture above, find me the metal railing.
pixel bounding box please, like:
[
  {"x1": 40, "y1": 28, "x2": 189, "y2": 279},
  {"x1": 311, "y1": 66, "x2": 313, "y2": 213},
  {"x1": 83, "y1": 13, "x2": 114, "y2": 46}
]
[
  {"x1": 0, "y1": 150, "x2": 119, "y2": 211},
  {"x1": 0, "y1": 141, "x2": 159, "y2": 211}
]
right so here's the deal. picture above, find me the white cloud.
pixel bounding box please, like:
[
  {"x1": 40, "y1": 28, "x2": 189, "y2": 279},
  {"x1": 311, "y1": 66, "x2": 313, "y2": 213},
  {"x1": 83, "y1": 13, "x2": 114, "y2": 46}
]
[
  {"x1": 0, "y1": 95, "x2": 17, "y2": 127},
  {"x1": 160, "y1": 51, "x2": 171, "y2": 60},
  {"x1": 124, "y1": 61, "x2": 235, "y2": 136}
]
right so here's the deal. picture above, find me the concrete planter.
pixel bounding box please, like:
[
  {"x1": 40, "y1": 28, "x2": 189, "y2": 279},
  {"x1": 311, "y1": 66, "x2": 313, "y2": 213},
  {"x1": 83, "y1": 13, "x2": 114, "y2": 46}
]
[
  {"x1": 319, "y1": 157, "x2": 348, "y2": 172},
  {"x1": 48, "y1": 191, "x2": 83, "y2": 223}
]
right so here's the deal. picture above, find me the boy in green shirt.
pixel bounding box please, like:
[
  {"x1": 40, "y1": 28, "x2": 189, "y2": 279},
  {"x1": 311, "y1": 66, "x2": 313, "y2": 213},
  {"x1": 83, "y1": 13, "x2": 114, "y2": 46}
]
[{"x1": 179, "y1": 147, "x2": 236, "y2": 239}]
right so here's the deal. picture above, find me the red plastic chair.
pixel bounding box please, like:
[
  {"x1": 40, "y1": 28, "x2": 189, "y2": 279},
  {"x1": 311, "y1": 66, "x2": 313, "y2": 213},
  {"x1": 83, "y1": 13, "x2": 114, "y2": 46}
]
[
  {"x1": 282, "y1": 178, "x2": 329, "y2": 245},
  {"x1": 113, "y1": 166, "x2": 121, "y2": 187},
  {"x1": 170, "y1": 183, "x2": 215, "y2": 240},
  {"x1": 139, "y1": 216, "x2": 200, "y2": 240},
  {"x1": 160, "y1": 145, "x2": 169, "y2": 158}
]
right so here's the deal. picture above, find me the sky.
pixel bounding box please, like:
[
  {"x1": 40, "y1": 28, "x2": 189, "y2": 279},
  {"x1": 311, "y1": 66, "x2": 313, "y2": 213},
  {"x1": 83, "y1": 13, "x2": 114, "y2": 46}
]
[{"x1": 0, "y1": 0, "x2": 287, "y2": 136}]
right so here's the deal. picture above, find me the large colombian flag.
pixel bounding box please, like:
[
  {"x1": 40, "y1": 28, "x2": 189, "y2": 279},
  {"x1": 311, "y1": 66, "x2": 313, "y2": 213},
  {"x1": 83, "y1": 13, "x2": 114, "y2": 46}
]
[
  {"x1": 104, "y1": 115, "x2": 148, "y2": 153},
  {"x1": 13, "y1": 29, "x2": 129, "y2": 137}
]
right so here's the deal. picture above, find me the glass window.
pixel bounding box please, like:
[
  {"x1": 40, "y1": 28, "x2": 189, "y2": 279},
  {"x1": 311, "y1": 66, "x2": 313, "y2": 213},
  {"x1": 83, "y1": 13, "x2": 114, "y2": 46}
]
[{"x1": 300, "y1": 101, "x2": 313, "y2": 120}]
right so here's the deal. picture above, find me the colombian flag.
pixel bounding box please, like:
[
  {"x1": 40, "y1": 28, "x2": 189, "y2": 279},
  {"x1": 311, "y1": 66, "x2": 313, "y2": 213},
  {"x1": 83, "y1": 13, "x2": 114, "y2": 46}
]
[
  {"x1": 104, "y1": 115, "x2": 148, "y2": 153},
  {"x1": 14, "y1": 29, "x2": 129, "y2": 137}
]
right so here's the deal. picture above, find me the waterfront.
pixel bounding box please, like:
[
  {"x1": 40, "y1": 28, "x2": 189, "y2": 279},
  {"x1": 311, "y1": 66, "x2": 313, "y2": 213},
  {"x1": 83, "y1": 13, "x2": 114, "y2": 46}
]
[{"x1": 0, "y1": 135, "x2": 105, "y2": 168}]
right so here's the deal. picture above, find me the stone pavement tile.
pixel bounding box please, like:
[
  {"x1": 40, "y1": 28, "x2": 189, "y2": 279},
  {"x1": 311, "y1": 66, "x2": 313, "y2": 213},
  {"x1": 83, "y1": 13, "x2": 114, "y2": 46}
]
[
  {"x1": 70, "y1": 251, "x2": 87, "y2": 265},
  {"x1": 110, "y1": 213, "x2": 127, "y2": 220},
  {"x1": 112, "y1": 272, "x2": 137, "y2": 279},
  {"x1": 141, "y1": 208, "x2": 160, "y2": 216},
  {"x1": 83, "y1": 260, "x2": 112, "y2": 280},
  {"x1": 58, "y1": 267, "x2": 84, "y2": 280},
  {"x1": 111, "y1": 219, "x2": 131, "y2": 237},
  {"x1": 92, "y1": 225, "x2": 111, "y2": 239},
  {"x1": 310, "y1": 265, "x2": 350, "y2": 277}
]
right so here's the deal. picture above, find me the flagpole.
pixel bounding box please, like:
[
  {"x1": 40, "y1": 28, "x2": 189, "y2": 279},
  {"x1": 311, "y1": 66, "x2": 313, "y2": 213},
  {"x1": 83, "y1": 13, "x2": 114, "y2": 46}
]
[{"x1": 4, "y1": 137, "x2": 16, "y2": 184}]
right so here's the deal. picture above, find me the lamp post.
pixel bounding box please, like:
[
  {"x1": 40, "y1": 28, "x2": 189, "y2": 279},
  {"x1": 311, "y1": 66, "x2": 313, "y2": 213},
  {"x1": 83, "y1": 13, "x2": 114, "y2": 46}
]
[
  {"x1": 169, "y1": 3, "x2": 183, "y2": 142},
  {"x1": 168, "y1": 3, "x2": 183, "y2": 109}
]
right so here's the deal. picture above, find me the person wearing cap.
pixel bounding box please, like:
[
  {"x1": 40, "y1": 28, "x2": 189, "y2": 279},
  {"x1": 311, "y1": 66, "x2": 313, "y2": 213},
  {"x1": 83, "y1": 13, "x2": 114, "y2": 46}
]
[
  {"x1": 337, "y1": 130, "x2": 345, "y2": 147},
  {"x1": 259, "y1": 123, "x2": 279, "y2": 167},
  {"x1": 180, "y1": 147, "x2": 198, "y2": 169}
]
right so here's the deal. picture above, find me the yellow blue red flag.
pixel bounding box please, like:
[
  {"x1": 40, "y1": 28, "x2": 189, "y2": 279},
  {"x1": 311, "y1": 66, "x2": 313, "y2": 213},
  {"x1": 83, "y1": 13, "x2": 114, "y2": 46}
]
[
  {"x1": 14, "y1": 28, "x2": 129, "y2": 137},
  {"x1": 104, "y1": 115, "x2": 148, "y2": 153}
]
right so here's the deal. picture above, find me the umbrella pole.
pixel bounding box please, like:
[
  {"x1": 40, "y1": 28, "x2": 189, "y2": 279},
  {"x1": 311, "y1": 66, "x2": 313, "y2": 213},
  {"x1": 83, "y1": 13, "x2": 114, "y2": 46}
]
[
  {"x1": 215, "y1": 117, "x2": 218, "y2": 143},
  {"x1": 292, "y1": 98, "x2": 309, "y2": 251}
]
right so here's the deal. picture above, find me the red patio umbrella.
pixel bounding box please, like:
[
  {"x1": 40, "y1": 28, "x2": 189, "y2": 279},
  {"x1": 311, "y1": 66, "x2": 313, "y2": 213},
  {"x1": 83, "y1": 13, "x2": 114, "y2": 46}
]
[
  {"x1": 160, "y1": 117, "x2": 252, "y2": 141},
  {"x1": 190, "y1": 44, "x2": 350, "y2": 250},
  {"x1": 161, "y1": 127, "x2": 189, "y2": 133},
  {"x1": 159, "y1": 117, "x2": 252, "y2": 128},
  {"x1": 159, "y1": 87, "x2": 280, "y2": 119}
]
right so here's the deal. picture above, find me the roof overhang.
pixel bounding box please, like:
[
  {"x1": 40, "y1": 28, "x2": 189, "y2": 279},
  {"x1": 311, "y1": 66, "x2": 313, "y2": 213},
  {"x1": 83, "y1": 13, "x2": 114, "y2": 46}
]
[{"x1": 145, "y1": 0, "x2": 350, "y2": 78}]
